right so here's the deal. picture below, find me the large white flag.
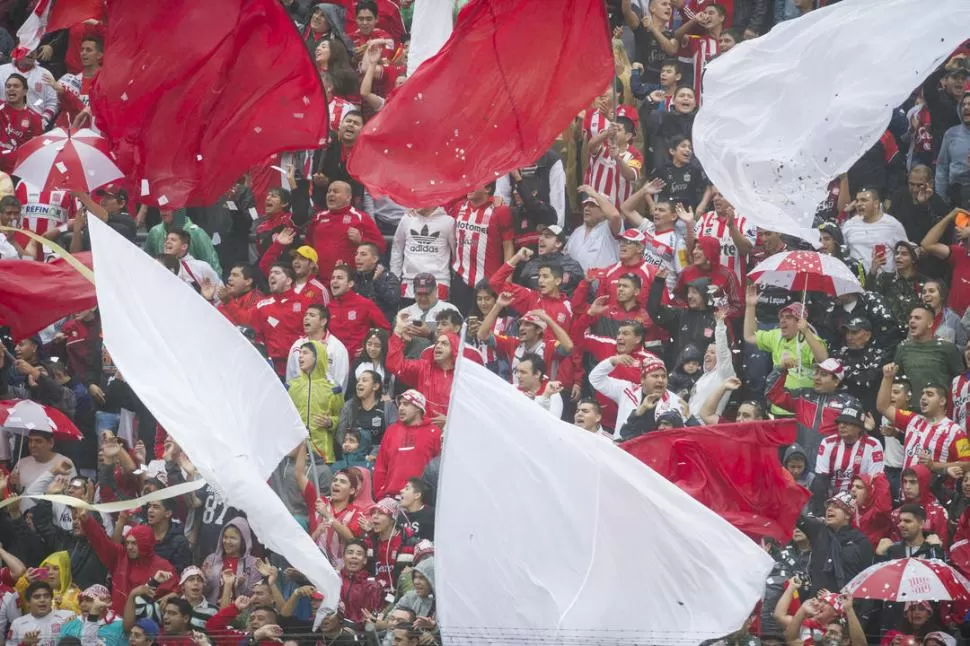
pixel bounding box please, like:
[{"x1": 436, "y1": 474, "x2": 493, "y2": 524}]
[
  {"x1": 436, "y1": 358, "x2": 773, "y2": 645},
  {"x1": 694, "y1": 0, "x2": 970, "y2": 243},
  {"x1": 87, "y1": 216, "x2": 341, "y2": 606},
  {"x1": 406, "y1": 0, "x2": 453, "y2": 77}
]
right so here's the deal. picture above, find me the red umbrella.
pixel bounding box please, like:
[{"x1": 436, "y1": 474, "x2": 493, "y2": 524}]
[
  {"x1": 0, "y1": 399, "x2": 83, "y2": 441},
  {"x1": 843, "y1": 558, "x2": 970, "y2": 603},
  {"x1": 12, "y1": 127, "x2": 124, "y2": 193},
  {"x1": 748, "y1": 250, "x2": 862, "y2": 298}
]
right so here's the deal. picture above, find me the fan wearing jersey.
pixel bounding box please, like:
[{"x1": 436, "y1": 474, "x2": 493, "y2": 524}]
[
  {"x1": 877, "y1": 363, "x2": 970, "y2": 476},
  {"x1": 51, "y1": 35, "x2": 103, "y2": 130},
  {"x1": 951, "y1": 340, "x2": 970, "y2": 433},
  {"x1": 14, "y1": 180, "x2": 76, "y2": 254},
  {"x1": 0, "y1": 74, "x2": 42, "y2": 174},
  {"x1": 585, "y1": 108, "x2": 643, "y2": 209},
  {"x1": 450, "y1": 184, "x2": 514, "y2": 313},
  {"x1": 812, "y1": 406, "x2": 884, "y2": 514},
  {"x1": 620, "y1": 186, "x2": 693, "y2": 296},
  {"x1": 693, "y1": 188, "x2": 755, "y2": 287}
]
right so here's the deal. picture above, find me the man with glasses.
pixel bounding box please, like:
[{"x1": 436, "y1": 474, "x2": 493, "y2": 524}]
[{"x1": 886, "y1": 165, "x2": 950, "y2": 279}]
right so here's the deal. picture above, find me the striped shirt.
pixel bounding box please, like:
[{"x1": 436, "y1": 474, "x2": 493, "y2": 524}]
[
  {"x1": 816, "y1": 435, "x2": 884, "y2": 493},
  {"x1": 451, "y1": 200, "x2": 514, "y2": 288},
  {"x1": 679, "y1": 34, "x2": 718, "y2": 101},
  {"x1": 586, "y1": 145, "x2": 644, "y2": 209},
  {"x1": 694, "y1": 210, "x2": 755, "y2": 286},
  {"x1": 952, "y1": 372, "x2": 970, "y2": 432},
  {"x1": 894, "y1": 410, "x2": 970, "y2": 469},
  {"x1": 329, "y1": 96, "x2": 359, "y2": 134},
  {"x1": 15, "y1": 181, "x2": 75, "y2": 237}
]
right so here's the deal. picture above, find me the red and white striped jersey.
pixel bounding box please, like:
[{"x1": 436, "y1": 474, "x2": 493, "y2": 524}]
[
  {"x1": 58, "y1": 72, "x2": 94, "y2": 107},
  {"x1": 816, "y1": 435, "x2": 884, "y2": 493},
  {"x1": 694, "y1": 210, "x2": 755, "y2": 286},
  {"x1": 678, "y1": 34, "x2": 718, "y2": 101},
  {"x1": 15, "y1": 181, "x2": 76, "y2": 236},
  {"x1": 450, "y1": 199, "x2": 514, "y2": 288},
  {"x1": 894, "y1": 410, "x2": 970, "y2": 469},
  {"x1": 329, "y1": 96, "x2": 360, "y2": 134},
  {"x1": 952, "y1": 372, "x2": 970, "y2": 432},
  {"x1": 586, "y1": 146, "x2": 644, "y2": 209},
  {"x1": 582, "y1": 109, "x2": 609, "y2": 140}
]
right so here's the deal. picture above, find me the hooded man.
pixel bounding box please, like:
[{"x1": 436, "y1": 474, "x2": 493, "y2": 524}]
[
  {"x1": 389, "y1": 557, "x2": 435, "y2": 620},
  {"x1": 677, "y1": 233, "x2": 744, "y2": 317},
  {"x1": 200, "y1": 518, "x2": 262, "y2": 606},
  {"x1": 372, "y1": 390, "x2": 442, "y2": 500},
  {"x1": 647, "y1": 267, "x2": 718, "y2": 365},
  {"x1": 79, "y1": 511, "x2": 177, "y2": 613},
  {"x1": 388, "y1": 313, "x2": 458, "y2": 421},
  {"x1": 289, "y1": 340, "x2": 344, "y2": 463},
  {"x1": 850, "y1": 473, "x2": 893, "y2": 550}
]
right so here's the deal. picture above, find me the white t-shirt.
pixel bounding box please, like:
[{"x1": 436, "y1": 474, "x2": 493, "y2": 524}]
[
  {"x1": 841, "y1": 212, "x2": 908, "y2": 273},
  {"x1": 12, "y1": 453, "x2": 75, "y2": 512},
  {"x1": 8, "y1": 610, "x2": 76, "y2": 646},
  {"x1": 398, "y1": 300, "x2": 459, "y2": 338},
  {"x1": 564, "y1": 220, "x2": 620, "y2": 272}
]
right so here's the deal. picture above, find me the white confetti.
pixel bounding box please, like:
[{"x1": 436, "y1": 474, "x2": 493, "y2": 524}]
[
  {"x1": 248, "y1": 207, "x2": 259, "y2": 220},
  {"x1": 158, "y1": 195, "x2": 169, "y2": 206},
  {"x1": 120, "y1": 92, "x2": 128, "y2": 101},
  {"x1": 226, "y1": 201, "x2": 237, "y2": 211},
  {"x1": 302, "y1": 96, "x2": 311, "y2": 106},
  {"x1": 406, "y1": 143, "x2": 413, "y2": 149},
  {"x1": 293, "y1": 113, "x2": 304, "y2": 119},
  {"x1": 141, "y1": 179, "x2": 150, "y2": 196},
  {"x1": 196, "y1": 154, "x2": 203, "y2": 161},
  {"x1": 254, "y1": 126, "x2": 262, "y2": 134},
  {"x1": 211, "y1": 232, "x2": 221, "y2": 246},
  {"x1": 41, "y1": 138, "x2": 52, "y2": 145}
]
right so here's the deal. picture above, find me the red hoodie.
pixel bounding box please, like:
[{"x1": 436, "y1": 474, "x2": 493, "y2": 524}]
[
  {"x1": 853, "y1": 473, "x2": 894, "y2": 548},
  {"x1": 339, "y1": 569, "x2": 384, "y2": 624},
  {"x1": 386, "y1": 333, "x2": 456, "y2": 418},
  {"x1": 373, "y1": 418, "x2": 442, "y2": 499},
  {"x1": 217, "y1": 290, "x2": 265, "y2": 329},
  {"x1": 675, "y1": 236, "x2": 742, "y2": 318},
  {"x1": 891, "y1": 465, "x2": 950, "y2": 547},
  {"x1": 82, "y1": 517, "x2": 177, "y2": 613},
  {"x1": 306, "y1": 205, "x2": 385, "y2": 282}
]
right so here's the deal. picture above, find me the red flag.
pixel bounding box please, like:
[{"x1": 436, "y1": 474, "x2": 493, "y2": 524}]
[
  {"x1": 347, "y1": 0, "x2": 612, "y2": 207},
  {"x1": 0, "y1": 252, "x2": 95, "y2": 340},
  {"x1": 90, "y1": 0, "x2": 328, "y2": 210},
  {"x1": 622, "y1": 420, "x2": 810, "y2": 543},
  {"x1": 47, "y1": 0, "x2": 104, "y2": 31}
]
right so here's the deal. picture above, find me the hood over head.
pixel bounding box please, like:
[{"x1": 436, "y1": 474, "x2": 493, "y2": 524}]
[{"x1": 128, "y1": 524, "x2": 156, "y2": 560}]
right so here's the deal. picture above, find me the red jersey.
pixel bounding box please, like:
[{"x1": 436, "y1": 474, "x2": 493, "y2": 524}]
[
  {"x1": 257, "y1": 240, "x2": 332, "y2": 308},
  {"x1": 348, "y1": 26, "x2": 395, "y2": 58},
  {"x1": 0, "y1": 102, "x2": 41, "y2": 173},
  {"x1": 595, "y1": 260, "x2": 658, "y2": 308},
  {"x1": 372, "y1": 419, "x2": 442, "y2": 500},
  {"x1": 15, "y1": 181, "x2": 76, "y2": 237},
  {"x1": 450, "y1": 199, "x2": 514, "y2": 288},
  {"x1": 694, "y1": 210, "x2": 756, "y2": 286},
  {"x1": 894, "y1": 410, "x2": 970, "y2": 469},
  {"x1": 947, "y1": 245, "x2": 970, "y2": 316},
  {"x1": 679, "y1": 33, "x2": 718, "y2": 99},
  {"x1": 306, "y1": 205, "x2": 386, "y2": 281},
  {"x1": 586, "y1": 145, "x2": 644, "y2": 209},
  {"x1": 363, "y1": 530, "x2": 413, "y2": 593},
  {"x1": 328, "y1": 290, "x2": 390, "y2": 357},
  {"x1": 251, "y1": 291, "x2": 306, "y2": 375},
  {"x1": 217, "y1": 290, "x2": 265, "y2": 330}
]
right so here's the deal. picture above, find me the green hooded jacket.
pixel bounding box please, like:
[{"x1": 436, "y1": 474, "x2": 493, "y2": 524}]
[{"x1": 288, "y1": 340, "x2": 344, "y2": 463}]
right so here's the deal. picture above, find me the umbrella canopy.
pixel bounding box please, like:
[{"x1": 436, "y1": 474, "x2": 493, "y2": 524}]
[
  {"x1": 843, "y1": 557, "x2": 970, "y2": 603},
  {"x1": 0, "y1": 399, "x2": 83, "y2": 441},
  {"x1": 12, "y1": 127, "x2": 123, "y2": 193},
  {"x1": 748, "y1": 250, "x2": 862, "y2": 297}
]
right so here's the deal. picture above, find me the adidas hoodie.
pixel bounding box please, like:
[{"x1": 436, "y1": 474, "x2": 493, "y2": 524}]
[{"x1": 391, "y1": 208, "x2": 457, "y2": 297}]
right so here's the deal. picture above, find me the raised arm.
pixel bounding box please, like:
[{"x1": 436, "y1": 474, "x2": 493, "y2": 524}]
[
  {"x1": 797, "y1": 317, "x2": 828, "y2": 362},
  {"x1": 580, "y1": 184, "x2": 622, "y2": 235},
  {"x1": 743, "y1": 284, "x2": 759, "y2": 345},
  {"x1": 698, "y1": 377, "x2": 741, "y2": 425},
  {"x1": 875, "y1": 363, "x2": 899, "y2": 421},
  {"x1": 921, "y1": 208, "x2": 959, "y2": 260}
]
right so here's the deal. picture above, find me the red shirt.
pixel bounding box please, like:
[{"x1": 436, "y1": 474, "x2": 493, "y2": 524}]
[
  {"x1": 0, "y1": 103, "x2": 42, "y2": 173},
  {"x1": 306, "y1": 205, "x2": 386, "y2": 281},
  {"x1": 450, "y1": 199, "x2": 514, "y2": 288},
  {"x1": 948, "y1": 244, "x2": 970, "y2": 316},
  {"x1": 251, "y1": 291, "x2": 306, "y2": 374},
  {"x1": 489, "y1": 262, "x2": 573, "y2": 341},
  {"x1": 328, "y1": 290, "x2": 390, "y2": 357},
  {"x1": 217, "y1": 290, "x2": 265, "y2": 329}
]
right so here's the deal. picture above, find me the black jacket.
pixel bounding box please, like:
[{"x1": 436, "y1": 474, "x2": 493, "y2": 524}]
[
  {"x1": 836, "y1": 341, "x2": 891, "y2": 416},
  {"x1": 518, "y1": 251, "x2": 584, "y2": 297},
  {"x1": 353, "y1": 268, "x2": 402, "y2": 325},
  {"x1": 798, "y1": 516, "x2": 873, "y2": 598},
  {"x1": 31, "y1": 500, "x2": 108, "y2": 589},
  {"x1": 647, "y1": 276, "x2": 715, "y2": 365},
  {"x1": 153, "y1": 521, "x2": 193, "y2": 572}
]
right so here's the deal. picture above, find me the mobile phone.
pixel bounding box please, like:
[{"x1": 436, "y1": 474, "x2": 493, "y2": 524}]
[
  {"x1": 35, "y1": 568, "x2": 49, "y2": 579},
  {"x1": 955, "y1": 209, "x2": 970, "y2": 229}
]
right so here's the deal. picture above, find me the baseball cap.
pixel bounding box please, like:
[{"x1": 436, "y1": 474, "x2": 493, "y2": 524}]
[
  {"x1": 95, "y1": 183, "x2": 127, "y2": 200},
  {"x1": 413, "y1": 273, "x2": 437, "y2": 295},
  {"x1": 619, "y1": 229, "x2": 646, "y2": 245},
  {"x1": 841, "y1": 317, "x2": 871, "y2": 332},
  {"x1": 540, "y1": 224, "x2": 566, "y2": 240},
  {"x1": 179, "y1": 565, "x2": 205, "y2": 586},
  {"x1": 834, "y1": 405, "x2": 865, "y2": 428},
  {"x1": 398, "y1": 389, "x2": 427, "y2": 413},
  {"x1": 371, "y1": 497, "x2": 400, "y2": 518},
  {"x1": 519, "y1": 312, "x2": 548, "y2": 330},
  {"x1": 816, "y1": 358, "x2": 845, "y2": 381},
  {"x1": 291, "y1": 245, "x2": 318, "y2": 264}
]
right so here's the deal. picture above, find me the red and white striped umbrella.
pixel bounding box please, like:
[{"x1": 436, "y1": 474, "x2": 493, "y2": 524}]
[
  {"x1": 12, "y1": 127, "x2": 123, "y2": 193},
  {"x1": 748, "y1": 250, "x2": 862, "y2": 297},
  {"x1": 843, "y1": 558, "x2": 970, "y2": 603},
  {"x1": 0, "y1": 398, "x2": 83, "y2": 441}
]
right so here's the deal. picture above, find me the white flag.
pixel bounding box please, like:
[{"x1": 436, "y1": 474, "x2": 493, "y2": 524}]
[
  {"x1": 407, "y1": 0, "x2": 453, "y2": 77},
  {"x1": 87, "y1": 216, "x2": 341, "y2": 607},
  {"x1": 437, "y1": 358, "x2": 773, "y2": 645},
  {"x1": 694, "y1": 0, "x2": 970, "y2": 244}
]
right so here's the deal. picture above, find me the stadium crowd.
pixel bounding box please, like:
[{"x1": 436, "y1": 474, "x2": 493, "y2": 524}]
[{"x1": 0, "y1": 0, "x2": 970, "y2": 644}]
